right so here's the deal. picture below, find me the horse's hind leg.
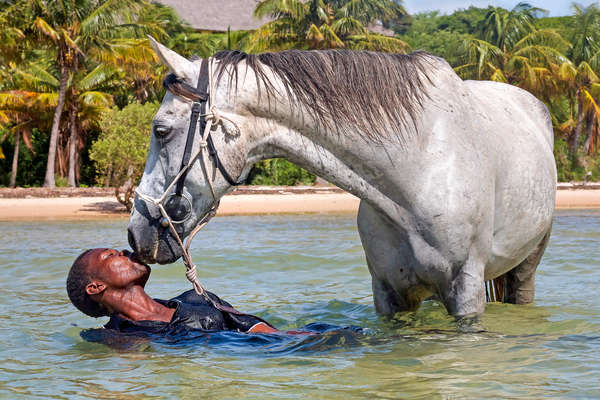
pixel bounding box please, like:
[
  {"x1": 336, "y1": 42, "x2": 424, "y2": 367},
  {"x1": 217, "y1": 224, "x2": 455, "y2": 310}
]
[{"x1": 503, "y1": 226, "x2": 552, "y2": 304}]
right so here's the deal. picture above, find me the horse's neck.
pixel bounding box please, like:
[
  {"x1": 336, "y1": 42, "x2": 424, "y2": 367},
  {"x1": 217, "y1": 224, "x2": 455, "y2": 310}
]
[{"x1": 245, "y1": 120, "x2": 416, "y2": 228}]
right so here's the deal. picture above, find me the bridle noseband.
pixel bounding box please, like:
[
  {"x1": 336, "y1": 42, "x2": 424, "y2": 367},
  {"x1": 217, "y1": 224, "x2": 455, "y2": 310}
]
[{"x1": 133, "y1": 58, "x2": 246, "y2": 308}]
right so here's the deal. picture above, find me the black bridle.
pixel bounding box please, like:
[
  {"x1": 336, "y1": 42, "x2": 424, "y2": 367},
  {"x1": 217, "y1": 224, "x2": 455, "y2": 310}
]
[
  {"x1": 171, "y1": 59, "x2": 241, "y2": 194},
  {"x1": 156, "y1": 59, "x2": 242, "y2": 224},
  {"x1": 133, "y1": 55, "x2": 279, "y2": 322}
]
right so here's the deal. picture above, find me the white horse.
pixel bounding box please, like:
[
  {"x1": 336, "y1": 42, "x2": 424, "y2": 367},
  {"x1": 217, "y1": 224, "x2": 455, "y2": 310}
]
[{"x1": 128, "y1": 38, "x2": 556, "y2": 318}]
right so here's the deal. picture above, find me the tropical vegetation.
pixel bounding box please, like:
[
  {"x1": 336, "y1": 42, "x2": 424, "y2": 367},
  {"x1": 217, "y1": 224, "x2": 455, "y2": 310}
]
[
  {"x1": 90, "y1": 101, "x2": 159, "y2": 211},
  {"x1": 1, "y1": 0, "x2": 600, "y2": 190}
]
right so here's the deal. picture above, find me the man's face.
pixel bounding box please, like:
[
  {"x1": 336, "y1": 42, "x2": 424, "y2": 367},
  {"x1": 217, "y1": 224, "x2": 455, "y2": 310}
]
[{"x1": 85, "y1": 248, "x2": 151, "y2": 289}]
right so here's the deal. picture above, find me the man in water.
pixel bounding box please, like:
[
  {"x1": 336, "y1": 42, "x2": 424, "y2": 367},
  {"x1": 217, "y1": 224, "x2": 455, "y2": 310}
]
[{"x1": 66, "y1": 248, "x2": 282, "y2": 335}]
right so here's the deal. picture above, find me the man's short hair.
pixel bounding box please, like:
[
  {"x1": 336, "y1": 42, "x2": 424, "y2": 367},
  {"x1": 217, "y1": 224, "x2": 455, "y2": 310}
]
[{"x1": 66, "y1": 249, "x2": 109, "y2": 318}]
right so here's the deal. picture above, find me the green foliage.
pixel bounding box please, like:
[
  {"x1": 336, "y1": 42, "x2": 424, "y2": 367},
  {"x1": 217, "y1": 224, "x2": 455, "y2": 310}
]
[
  {"x1": 0, "y1": 128, "x2": 48, "y2": 187},
  {"x1": 399, "y1": 9, "x2": 490, "y2": 67},
  {"x1": 247, "y1": 0, "x2": 410, "y2": 52},
  {"x1": 89, "y1": 102, "x2": 158, "y2": 209},
  {"x1": 402, "y1": 19, "x2": 472, "y2": 66},
  {"x1": 247, "y1": 159, "x2": 316, "y2": 186},
  {"x1": 537, "y1": 16, "x2": 576, "y2": 41},
  {"x1": 555, "y1": 135, "x2": 600, "y2": 181},
  {"x1": 3, "y1": 1, "x2": 600, "y2": 187},
  {"x1": 54, "y1": 174, "x2": 69, "y2": 187}
]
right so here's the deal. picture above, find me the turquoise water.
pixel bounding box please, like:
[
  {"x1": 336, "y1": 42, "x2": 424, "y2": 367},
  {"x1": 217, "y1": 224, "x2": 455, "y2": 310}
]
[{"x1": 1, "y1": 211, "x2": 599, "y2": 398}]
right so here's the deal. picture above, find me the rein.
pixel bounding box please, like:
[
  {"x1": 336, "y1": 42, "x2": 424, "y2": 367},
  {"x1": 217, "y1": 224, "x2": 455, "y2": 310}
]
[{"x1": 134, "y1": 58, "x2": 255, "y2": 318}]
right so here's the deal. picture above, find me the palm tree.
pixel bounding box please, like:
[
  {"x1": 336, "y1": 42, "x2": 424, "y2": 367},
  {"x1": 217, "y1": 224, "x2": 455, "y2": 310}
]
[
  {"x1": 455, "y1": 3, "x2": 570, "y2": 101},
  {"x1": 557, "y1": 60, "x2": 600, "y2": 161},
  {"x1": 5, "y1": 0, "x2": 164, "y2": 187},
  {"x1": 558, "y1": 3, "x2": 600, "y2": 160},
  {"x1": 65, "y1": 64, "x2": 117, "y2": 186},
  {"x1": 246, "y1": 0, "x2": 410, "y2": 53},
  {"x1": 477, "y1": 2, "x2": 546, "y2": 52},
  {"x1": 0, "y1": 83, "x2": 53, "y2": 187}
]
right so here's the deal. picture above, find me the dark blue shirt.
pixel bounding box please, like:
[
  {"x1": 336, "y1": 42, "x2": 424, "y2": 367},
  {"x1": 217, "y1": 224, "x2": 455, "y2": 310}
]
[{"x1": 104, "y1": 290, "x2": 265, "y2": 334}]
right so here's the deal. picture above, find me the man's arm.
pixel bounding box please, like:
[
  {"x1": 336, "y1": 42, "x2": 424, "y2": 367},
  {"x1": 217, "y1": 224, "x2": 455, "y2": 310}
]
[{"x1": 247, "y1": 322, "x2": 279, "y2": 334}]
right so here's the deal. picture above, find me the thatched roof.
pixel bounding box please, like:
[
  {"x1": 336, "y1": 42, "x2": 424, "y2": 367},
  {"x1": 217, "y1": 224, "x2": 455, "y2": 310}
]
[{"x1": 155, "y1": 0, "x2": 268, "y2": 32}]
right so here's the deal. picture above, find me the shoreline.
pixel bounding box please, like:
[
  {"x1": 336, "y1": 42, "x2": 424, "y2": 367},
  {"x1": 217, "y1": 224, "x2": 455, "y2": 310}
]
[{"x1": 0, "y1": 187, "x2": 599, "y2": 221}]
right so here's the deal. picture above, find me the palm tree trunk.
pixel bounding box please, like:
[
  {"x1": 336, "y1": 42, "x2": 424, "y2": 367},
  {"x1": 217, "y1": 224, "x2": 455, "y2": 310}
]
[
  {"x1": 43, "y1": 64, "x2": 68, "y2": 187},
  {"x1": 583, "y1": 113, "x2": 595, "y2": 155},
  {"x1": 9, "y1": 132, "x2": 20, "y2": 188},
  {"x1": 570, "y1": 94, "x2": 585, "y2": 165},
  {"x1": 68, "y1": 107, "x2": 77, "y2": 187}
]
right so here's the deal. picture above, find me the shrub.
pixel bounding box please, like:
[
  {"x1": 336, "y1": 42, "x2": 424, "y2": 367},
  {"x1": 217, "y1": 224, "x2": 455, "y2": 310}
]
[
  {"x1": 247, "y1": 158, "x2": 315, "y2": 186},
  {"x1": 90, "y1": 102, "x2": 159, "y2": 211}
]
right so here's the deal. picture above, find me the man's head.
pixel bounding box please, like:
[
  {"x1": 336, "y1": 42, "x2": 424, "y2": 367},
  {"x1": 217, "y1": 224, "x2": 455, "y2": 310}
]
[{"x1": 66, "y1": 248, "x2": 151, "y2": 318}]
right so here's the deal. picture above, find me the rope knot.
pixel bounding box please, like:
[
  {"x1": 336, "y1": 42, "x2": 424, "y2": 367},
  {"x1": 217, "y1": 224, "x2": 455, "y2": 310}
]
[
  {"x1": 185, "y1": 264, "x2": 207, "y2": 297},
  {"x1": 185, "y1": 263, "x2": 197, "y2": 281}
]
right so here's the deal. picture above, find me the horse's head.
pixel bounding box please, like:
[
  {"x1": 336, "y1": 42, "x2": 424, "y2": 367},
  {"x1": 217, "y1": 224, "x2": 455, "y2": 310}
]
[{"x1": 127, "y1": 39, "x2": 255, "y2": 264}]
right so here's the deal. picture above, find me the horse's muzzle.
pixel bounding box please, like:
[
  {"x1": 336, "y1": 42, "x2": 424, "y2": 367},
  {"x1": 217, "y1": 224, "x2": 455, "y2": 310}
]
[{"x1": 128, "y1": 208, "x2": 183, "y2": 264}]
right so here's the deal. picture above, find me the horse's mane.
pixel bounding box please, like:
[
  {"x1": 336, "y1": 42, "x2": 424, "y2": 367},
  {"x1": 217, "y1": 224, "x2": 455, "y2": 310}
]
[{"x1": 212, "y1": 49, "x2": 436, "y2": 144}]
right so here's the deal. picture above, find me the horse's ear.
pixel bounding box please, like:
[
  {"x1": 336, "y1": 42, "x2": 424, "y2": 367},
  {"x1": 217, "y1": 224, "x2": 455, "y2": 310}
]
[{"x1": 147, "y1": 35, "x2": 199, "y2": 83}]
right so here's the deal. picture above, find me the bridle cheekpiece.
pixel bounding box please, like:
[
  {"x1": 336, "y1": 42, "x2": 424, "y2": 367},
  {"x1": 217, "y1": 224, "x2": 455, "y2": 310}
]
[{"x1": 133, "y1": 58, "x2": 243, "y2": 306}]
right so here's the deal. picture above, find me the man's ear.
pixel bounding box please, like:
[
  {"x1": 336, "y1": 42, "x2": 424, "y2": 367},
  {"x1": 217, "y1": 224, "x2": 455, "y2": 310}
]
[{"x1": 85, "y1": 281, "x2": 106, "y2": 296}]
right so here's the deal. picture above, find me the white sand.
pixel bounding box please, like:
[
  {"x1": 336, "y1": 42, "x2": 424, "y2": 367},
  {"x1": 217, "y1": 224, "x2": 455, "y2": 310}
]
[{"x1": 0, "y1": 190, "x2": 597, "y2": 221}]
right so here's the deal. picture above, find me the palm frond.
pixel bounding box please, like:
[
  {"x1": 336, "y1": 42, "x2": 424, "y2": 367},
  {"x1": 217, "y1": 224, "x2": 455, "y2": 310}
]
[
  {"x1": 79, "y1": 91, "x2": 113, "y2": 108},
  {"x1": 306, "y1": 24, "x2": 325, "y2": 48},
  {"x1": 245, "y1": 20, "x2": 301, "y2": 52},
  {"x1": 581, "y1": 88, "x2": 600, "y2": 116},
  {"x1": 34, "y1": 17, "x2": 60, "y2": 43},
  {"x1": 338, "y1": 0, "x2": 396, "y2": 26},
  {"x1": 558, "y1": 61, "x2": 577, "y2": 85},
  {"x1": 254, "y1": 0, "x2": 307, "y2": 20},
  {"x1": 513, "y1": 29, "x2": 571, "y2": 52},
  {"x1": 346, "y1": 34, "x2": 410, "y2": 53},
  {"x1": 331, "y1": 16, "x2": 367, "y2": 37},
  {"x1": 77, "y1": 64, "x2": 119, "y2": 91},
  {"x1": 490, "y1": 67, "x2": 507, "y2": 82},
  {"x1": 591, "y1": 83, "x2": 600, "y2": 98},
  {"x1": 513, "y1": 45, "x2": 569, "y2": 67},
  {"x1": 577, "y1": 61, "x2": 599, "y2": 84},
  {"x1": 319, "y1": 24, "x2": 344, "y2": 48},
  {"x1": 14, "y1": 64, "x2": 60, "y2": 91},
  {"x1": 61, "y1": 28, "x2": 84, "y2": 55},
  {"x1": 34, "y1": 92, "x2": 58, "y2": 108},
  {"x1": 80, "y1": 0, "x2": 143, "y2": 37}
]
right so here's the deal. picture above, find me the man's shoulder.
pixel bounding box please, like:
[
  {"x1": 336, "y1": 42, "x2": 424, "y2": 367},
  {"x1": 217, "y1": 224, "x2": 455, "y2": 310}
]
[{"x1": 170, "y1": 289, "x2": 232, "y2": 308}]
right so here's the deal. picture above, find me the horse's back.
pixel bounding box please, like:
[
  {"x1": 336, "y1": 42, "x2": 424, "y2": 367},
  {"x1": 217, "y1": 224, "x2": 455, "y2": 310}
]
[{"x1": 463, "y1": 80, "x2": 556, "y2": 279}]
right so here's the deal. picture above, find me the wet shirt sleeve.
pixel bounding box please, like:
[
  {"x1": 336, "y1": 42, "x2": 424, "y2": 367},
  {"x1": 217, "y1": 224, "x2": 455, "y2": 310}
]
[
  {"x1": 104, "y1": 290, "x2": 266, "y2": 334},
  {"x1": 171, "y1": 290, "x2": 265, "y2": 332}
]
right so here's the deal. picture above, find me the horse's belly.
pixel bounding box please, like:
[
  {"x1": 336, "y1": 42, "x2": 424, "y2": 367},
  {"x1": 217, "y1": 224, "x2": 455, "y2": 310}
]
[{"x1": 485, "y1": 166, "x2": 555, "y2": 280}]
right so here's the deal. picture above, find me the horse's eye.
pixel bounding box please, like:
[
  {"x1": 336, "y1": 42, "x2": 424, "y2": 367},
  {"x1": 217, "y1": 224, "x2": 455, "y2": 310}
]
[{"x1": 154, "y1": 125, "x2": 172, "y2": 137}]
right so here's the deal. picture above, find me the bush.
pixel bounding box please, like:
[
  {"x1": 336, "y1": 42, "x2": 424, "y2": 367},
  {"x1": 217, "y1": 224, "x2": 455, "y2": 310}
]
[
  {"x1": 0, "y1": 129, "x2": 48, "y2": 187},
  {"x1": 247, "y1": 158, "x2": 316, "y2": 186},
  {"x1": 90, "y1": 102, "x2": 159, "y2": 211}
]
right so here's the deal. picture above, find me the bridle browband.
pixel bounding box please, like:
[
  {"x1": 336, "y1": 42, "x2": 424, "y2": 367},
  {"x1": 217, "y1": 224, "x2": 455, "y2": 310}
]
[{"x1": 132, "y1": 58, "x2": 268, "y2": 321}]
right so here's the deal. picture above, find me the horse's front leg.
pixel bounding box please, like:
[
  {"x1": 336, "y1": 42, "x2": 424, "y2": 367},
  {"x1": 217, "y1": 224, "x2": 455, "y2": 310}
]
[
  {"x1": 441, "y1": 253, "x2": 487, "y2": 317},
  {"x1": 407, "y1": 221, "x2": 490, "y2": 319},
  {"x1": 357, "y1": 201, "x2": 430, "y2": 316}
]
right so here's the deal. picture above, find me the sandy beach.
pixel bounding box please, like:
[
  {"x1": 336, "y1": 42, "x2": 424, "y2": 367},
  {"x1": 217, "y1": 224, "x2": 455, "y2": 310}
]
[{"x1": 0, "y1": 187, "x2": 598, "y2": 221}]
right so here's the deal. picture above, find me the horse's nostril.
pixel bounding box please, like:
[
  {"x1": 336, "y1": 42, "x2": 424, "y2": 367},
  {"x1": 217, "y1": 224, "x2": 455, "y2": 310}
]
[{"x1": 127, "y1": 228, "x2": 138, "y2": 253}]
